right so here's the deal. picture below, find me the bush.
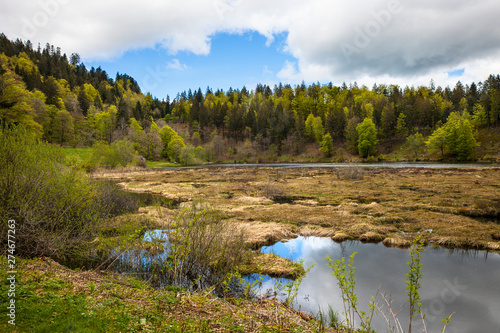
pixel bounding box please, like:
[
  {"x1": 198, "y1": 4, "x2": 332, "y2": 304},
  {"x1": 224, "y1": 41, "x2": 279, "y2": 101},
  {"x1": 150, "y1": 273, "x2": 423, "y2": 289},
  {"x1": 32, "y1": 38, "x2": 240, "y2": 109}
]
[
  {"x1": 93, "y1": 180, "x2": 140, "y2": 217},
  {"x1": 0, "y1": 126, "x2": 98, "y2": 258},
  {"x1": 90, "y1": 139, "x2": 135, "y2": 168},
  {"x1": 0, "y1": 126, "x2": 139, "y2": 260},
  {"x1": 166, "y1": 204, "x2": 248, "y2": 291},
  {"x1": 115, "y1": 203, "x2": 249, "y2": 292},
  {"x1": 179, "y1": 144, "x2": 200, "y2": 165}
]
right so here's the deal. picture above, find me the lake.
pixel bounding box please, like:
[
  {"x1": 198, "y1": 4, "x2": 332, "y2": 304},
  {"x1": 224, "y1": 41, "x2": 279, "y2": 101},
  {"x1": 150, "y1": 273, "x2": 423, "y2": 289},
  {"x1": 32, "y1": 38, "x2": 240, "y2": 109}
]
[
  {"x1": 254, "y1": 236, "x2": 500, "y2": 333},
  {"x1": 166, "y1": 162, "x2": 498, "y2": 170}
]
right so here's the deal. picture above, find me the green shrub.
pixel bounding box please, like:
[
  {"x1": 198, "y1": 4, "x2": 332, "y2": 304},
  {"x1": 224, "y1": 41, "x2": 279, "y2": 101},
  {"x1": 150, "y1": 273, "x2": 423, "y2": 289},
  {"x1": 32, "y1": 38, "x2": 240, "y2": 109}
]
[
  {"x1": 179, "y1": 144, "x2": 200, "y2": 165},
  {"x1": 90, "y1": 139, "x2": 135, "y2": 168},
  {"x1": 0, "y1": 126, "x2": 139, "y2": 260}
]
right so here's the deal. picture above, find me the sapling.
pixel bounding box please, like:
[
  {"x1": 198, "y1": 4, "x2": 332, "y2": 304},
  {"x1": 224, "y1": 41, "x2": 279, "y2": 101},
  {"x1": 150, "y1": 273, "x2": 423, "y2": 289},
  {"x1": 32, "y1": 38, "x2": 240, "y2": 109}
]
[
  {"x1": 327, "y1": 252, "x2": 375, "y2": 332},
  {"x1": 406, "y1": 236, "x2": 424, "y2": 333}
]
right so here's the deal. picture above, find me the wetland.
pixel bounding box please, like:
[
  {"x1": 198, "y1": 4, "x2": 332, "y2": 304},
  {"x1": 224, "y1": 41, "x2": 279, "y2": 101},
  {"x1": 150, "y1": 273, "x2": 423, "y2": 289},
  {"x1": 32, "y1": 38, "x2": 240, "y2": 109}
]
[
  {"x1": 98, "y1": 164, "x2": 500, "y2": 332},
  {"x1": 99, "y1": 165, "x2": 500, "y2": 252}
]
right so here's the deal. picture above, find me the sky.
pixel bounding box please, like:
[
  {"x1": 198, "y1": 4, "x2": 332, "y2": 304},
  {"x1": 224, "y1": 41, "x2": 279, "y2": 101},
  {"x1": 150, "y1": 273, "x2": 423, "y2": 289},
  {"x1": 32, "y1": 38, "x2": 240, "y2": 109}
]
[{"x1": 2, "y1": 0, "x2": 500, "y2": 99}]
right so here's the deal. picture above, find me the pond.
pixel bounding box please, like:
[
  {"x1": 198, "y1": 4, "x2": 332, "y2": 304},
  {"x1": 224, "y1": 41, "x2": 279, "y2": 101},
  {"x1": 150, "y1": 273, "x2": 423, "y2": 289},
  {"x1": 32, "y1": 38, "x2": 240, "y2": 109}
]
[
  {"x1": 254, "y1": 236, "x2": 500, "y2": 333},
  {"x1": 166, "y1": 162, "x2": 498, "y2": 170}
]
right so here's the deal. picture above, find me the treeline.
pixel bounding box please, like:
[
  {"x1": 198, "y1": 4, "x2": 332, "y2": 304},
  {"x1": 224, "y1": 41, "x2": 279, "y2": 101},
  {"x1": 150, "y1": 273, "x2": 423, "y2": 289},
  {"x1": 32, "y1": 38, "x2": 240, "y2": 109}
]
[
  {"x1": 1, "y1": 34, "x2": 499, "y2": 163},
  {"x1": 0, "y1": 34, "x2": 177, "y2": 163}
]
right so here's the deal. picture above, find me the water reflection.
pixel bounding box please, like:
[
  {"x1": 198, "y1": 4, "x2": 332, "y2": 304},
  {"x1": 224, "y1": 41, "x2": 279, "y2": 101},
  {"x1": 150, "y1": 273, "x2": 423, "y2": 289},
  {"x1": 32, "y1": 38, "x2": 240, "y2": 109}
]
[
  {"x1": 111, "y1": 230, "x2": 171, "y2": 286},
  {"x1": 257, "y1": 236, "x2": 500, "y2": 333}
]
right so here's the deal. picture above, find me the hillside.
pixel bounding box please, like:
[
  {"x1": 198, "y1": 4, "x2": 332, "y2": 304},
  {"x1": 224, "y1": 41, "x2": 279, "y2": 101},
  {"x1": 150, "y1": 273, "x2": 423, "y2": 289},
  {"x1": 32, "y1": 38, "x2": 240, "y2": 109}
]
[{"x1": 1, "y1": 33, "x2": 499, "y2": 164}]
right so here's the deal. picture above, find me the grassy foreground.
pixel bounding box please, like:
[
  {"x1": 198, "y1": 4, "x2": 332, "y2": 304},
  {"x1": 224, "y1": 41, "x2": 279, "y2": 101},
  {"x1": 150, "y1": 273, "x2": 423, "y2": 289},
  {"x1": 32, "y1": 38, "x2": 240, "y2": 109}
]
[
  {"x1": 0, "y1": 256, "x2": 332, "y2": 333},
  {"x1": 98, "y1": 166, "x2": 500, "y2": 252}
]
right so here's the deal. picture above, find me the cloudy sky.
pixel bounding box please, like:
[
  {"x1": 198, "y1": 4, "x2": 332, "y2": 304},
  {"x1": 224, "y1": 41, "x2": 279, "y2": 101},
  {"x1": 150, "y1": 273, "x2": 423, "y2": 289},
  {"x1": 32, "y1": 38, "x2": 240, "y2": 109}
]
[{"x1": 2, "y1": 0, "x2": 500, "y2": 98}]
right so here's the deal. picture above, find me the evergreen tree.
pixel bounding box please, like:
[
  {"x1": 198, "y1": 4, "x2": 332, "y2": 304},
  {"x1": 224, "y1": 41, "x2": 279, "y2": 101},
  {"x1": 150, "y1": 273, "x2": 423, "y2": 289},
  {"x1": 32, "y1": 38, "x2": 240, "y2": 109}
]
[{"x1": 77, "y1": 87, "x2": 90, "y2": 116}]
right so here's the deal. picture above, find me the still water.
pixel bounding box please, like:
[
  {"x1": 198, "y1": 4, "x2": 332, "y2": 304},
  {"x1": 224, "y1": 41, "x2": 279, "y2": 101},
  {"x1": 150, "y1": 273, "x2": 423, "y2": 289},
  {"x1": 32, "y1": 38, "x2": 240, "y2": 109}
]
[
  {"x1": 167, "y1": 162, "x2": 497, "y2": 170},
  {"x1": 255, "y1": 236, "x2": 500, "y2": 333}
]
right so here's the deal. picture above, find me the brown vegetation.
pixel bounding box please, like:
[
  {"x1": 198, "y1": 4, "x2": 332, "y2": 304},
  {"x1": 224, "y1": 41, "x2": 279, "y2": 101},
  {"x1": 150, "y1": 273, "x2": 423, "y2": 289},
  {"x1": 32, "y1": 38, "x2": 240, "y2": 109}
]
[{"x1": 96, "y1": 166, "x2": 500, "y2": 254}]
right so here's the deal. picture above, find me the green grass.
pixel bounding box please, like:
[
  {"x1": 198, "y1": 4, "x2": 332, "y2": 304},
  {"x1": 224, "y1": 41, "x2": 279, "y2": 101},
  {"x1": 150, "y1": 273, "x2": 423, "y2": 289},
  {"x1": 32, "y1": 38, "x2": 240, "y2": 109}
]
[
  {"x1": 0, "y1": 257, "x2": 325, "y2": 333},
  {"x1": 62, "y1": 147, "x2": 181, "y2": 169},
  {"x1": 146, "y1": 160, "x2": 181, "y2": 168},
  {"x1": 0, "y1": 257, "x2": 211, "y2": 333},
  {"x1": 62, "y1": 147, "x2": 93, "y2": 161}
]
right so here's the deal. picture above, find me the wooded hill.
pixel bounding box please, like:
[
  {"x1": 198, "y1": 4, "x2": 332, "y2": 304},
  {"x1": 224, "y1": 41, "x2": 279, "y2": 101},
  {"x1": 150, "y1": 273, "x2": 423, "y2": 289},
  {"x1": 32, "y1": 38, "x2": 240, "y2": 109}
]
[{"x1": 1, "y1": 33, "x2": 499, "y2": 163}]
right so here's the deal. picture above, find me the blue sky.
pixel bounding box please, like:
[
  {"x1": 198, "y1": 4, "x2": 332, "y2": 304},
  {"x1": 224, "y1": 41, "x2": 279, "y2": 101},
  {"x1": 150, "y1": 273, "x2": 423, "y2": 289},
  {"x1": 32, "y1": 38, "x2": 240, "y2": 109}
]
[
  {"x1": 86, "y1": 32, "x2": 293, "y2": 98},
  {"x1": 2, "y1": 0, "x2": 500, "y2": 100}
]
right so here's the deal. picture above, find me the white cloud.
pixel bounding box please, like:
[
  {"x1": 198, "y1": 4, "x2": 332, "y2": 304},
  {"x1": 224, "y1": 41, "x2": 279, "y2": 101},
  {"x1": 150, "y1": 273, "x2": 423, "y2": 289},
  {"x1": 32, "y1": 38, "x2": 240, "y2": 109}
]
[
  {"x1": 1, "y1": 0, "x2": 500, "y2": 87},
  {"x1": 166, "y1": 59, "x2": 188, "y2": 71},
  {"x1": 277, "y1": 60, "x2": 299, "y2": 82}
]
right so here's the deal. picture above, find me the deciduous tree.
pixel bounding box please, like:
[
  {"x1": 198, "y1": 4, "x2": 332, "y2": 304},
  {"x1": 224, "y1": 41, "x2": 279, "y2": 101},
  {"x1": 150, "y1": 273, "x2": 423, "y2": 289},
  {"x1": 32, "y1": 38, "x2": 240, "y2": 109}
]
[{"x1": 356, "y1": 117, "x2": 378, "y2": 158}]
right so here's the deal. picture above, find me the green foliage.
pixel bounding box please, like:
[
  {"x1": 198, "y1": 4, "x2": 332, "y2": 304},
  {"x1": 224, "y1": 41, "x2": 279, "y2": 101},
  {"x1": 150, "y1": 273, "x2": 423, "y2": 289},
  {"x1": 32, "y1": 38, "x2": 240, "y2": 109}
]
[
  {"x1": 319, "y1": 133, "x2": 333, "y2": 157},
  {"x1": 356, "y1": 117, "x2": 378, "y2": 158},
  {"x1": 166, "y1": 135, "x2": 186, "y2": 162},
  {"x1": 305, "y1": 113, "x2": 315, "y2": 139},
  {"x1": 1, "y1": 34, "x2": 499, "y2": 162},
  {"x1": 396, "y1": 113, "x2": 407, "y2": 136},
  {"x1": 90, "y1": 140, "x2": 136, "y2": 168},
  {"x1": 158, "y1": 125, "x2": 186, "y2": 162},
  {"x1": 316, "y1": 304, "x2": 340, "y2": 330},
  {"x1": 129, "y1": 117, "x2": 143, "y2": 137},
  {"x1": 426, "y1": 126, "x2": 448, "y2": 159},
  {"x1": 345, "y1": 117, "x2": 360, "y2": 153},
  {"x1": 472, "y1": 103, "x2": 488, "y2": 128},
  {"x1": 312, "y1": 116, "x2": 324, "y2": 143},
  {"x1": 406, "y1": 236, "x2": 424, "y2": 333},
  {"x1": 137, "y1": 128, "x2": 163, "y2": 161},
  {"x1": 159, "y1": 124, "x2": 177, "y2": 146},
  {"x1": 426, "y1": 112, "x2": 479, "y2": 160},
  {"x1": 0, "y1": 126, "x2": 101, "y2": 258},
  {"x1": 179, "y1": 144, "x2": 200, "y2": 166},
  {"x1": 49, "y1": 108, "x2": 74, "y2": 145},
  {"x1": 305, "y1": 114, "x2": 324, "y2": 142},
  {"x1": 0, "y1": 54, "x2": 42, "y2": 135},
  {"x1": 406, "y1": 132, "x2": 425, "y2": 160},
  {"x1": 0, "y1": 126, "x2": 140, "y2": 260},
  {"x1": 327, "y1": 252, "x2": 375, "y2": 332},
  {"x1": 85, "y1": 106, "x2": 116, "y2": 143}
]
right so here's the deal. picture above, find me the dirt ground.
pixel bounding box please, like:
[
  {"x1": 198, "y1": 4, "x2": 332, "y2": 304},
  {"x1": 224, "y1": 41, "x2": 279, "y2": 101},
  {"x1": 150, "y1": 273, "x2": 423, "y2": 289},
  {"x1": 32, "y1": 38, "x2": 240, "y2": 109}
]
[{"x1": 97, "y1": 166, "x2": 500, "y2": 252}]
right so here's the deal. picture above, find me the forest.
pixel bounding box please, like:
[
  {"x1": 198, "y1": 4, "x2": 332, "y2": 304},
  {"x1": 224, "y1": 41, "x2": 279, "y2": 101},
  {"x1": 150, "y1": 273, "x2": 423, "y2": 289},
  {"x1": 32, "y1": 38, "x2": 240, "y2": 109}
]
[{"x1": 1, "y1": 33, "x2": 500, "y2": 164}]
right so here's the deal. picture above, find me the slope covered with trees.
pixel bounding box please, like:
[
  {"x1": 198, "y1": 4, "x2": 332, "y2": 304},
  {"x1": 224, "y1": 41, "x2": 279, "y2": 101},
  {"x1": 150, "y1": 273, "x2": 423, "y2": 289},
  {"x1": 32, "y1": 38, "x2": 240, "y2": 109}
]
[{"x1": 1, "y1": 33, "x2": 499, "y2": 163}]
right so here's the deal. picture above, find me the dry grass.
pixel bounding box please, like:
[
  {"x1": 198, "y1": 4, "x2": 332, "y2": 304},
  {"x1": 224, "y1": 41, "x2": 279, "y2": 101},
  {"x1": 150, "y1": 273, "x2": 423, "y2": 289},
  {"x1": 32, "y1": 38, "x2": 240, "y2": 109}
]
[
  {"x1": 238, "y1": 222, "x2": 297, "y2": 249},
  {"x1": 96, "y1": 166, "x2": 500, "y2": 253},
  {"x1": 238, "y1": 252, "x2": 304, "y2": 279}
]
